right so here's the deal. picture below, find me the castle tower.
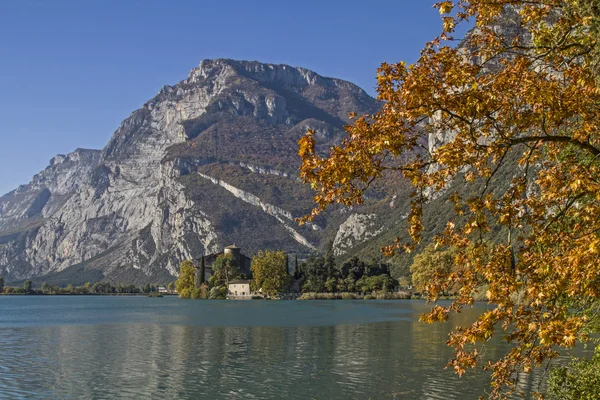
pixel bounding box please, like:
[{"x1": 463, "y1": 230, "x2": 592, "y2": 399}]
[{"x1": 224, "y1": 244, "x2": 242, "y2": 267}]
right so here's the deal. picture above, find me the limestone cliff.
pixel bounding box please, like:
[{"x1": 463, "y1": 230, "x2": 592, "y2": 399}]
[{"x1": 0, "y1": 59, "x2": 381, "y2": 284}]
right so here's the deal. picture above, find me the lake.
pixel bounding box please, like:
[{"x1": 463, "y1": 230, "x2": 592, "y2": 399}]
[{"x1": 0, "y1": 297, "x2": 559, "y2": 399}]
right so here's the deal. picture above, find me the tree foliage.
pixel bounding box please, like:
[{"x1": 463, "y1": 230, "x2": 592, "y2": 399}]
[
  {"x1": 297, "y1": 255, "x2": 397, "y2": 294},
  {"x1": 211, "y1": 254, "x2": 240, "y2": 286},
  {"x1": 176, "y1": 260, "x2": 196, "y2": 299},
  {"x1": 251, "y1": 250, "x2": 290, "y2": 297},
  {"x1": 299, "y1": 1, "x2": 600, "y2": 397},
  {"x1": 410, "y1": 243, "x2": 460, "y2": 294},
  {"x1": 547, "y1": 352, "x2": 600, "y2": 400}
]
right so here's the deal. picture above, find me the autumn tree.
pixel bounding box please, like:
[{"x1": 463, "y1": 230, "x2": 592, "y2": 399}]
[
  {"x1": 410, "y1": 243, "x2": 458, "y2": 295},
  {"x1": 251, "y1": 250, "x2": 290, "y2": 297},
  {"x1": 299, "y1": 1, "x2": 600, "y2": 398},
  {"x1": 175, "y1": 260, "x2": 196, "y2": 299}
]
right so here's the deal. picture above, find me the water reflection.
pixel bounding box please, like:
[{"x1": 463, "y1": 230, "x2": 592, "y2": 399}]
[{"x1": 0, "y1": 299, "x2": 585, "y2": 399}]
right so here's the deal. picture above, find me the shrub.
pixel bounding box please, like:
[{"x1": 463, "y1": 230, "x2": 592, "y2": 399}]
[
  {"x1": 298, "y1": 292, "x2": 363, "y2": 300},
  {"x1": 373, "y1": 290, "x2": 411, "y2": 300},
  {"x1": 547, "y1": 354, "x2": 600, "y2": 400},
  {"x1": 209, "y1": 286, "x2": 227, "y2": 299}
]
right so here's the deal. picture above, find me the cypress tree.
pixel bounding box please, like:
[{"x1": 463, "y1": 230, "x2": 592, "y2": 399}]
[{"x1": 199, "y1": 255, "x2": 205, "y2": 284}]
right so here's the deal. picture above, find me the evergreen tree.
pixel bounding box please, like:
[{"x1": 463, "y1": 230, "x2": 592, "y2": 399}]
[
  {"x1": 324, "y1": 241, "x2": 336, "y2": 280},
  {"x1": 199, "y1": 255, "x2": 205, "y2": 285}
]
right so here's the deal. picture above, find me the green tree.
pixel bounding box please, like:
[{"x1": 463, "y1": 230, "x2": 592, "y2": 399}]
[
  {"x1": 66, "y1": 284, "x2": 74, "y2": 294},
  {"x1": 293, "y1": 254, "x2": 300, "y2": 279},
  {"x1": 548, "y1": 353, "x2": 600, "y2": 400},
  {"x1": 0, "y1": 276, "x2": 4, "y2": 292},
  {"x1": 175, "y1": 260, "x2": 196, "y2": 299},
  {"x1": 91, "y1": 282, "x2": 113, "y2": 294},
  {"x1": 23, "y1": 280, "x2": 32, "y2": 292},
  {"x1": 324, "y1": 241, "x2": 336, "y2": 280},
  {"x1": 338, "y1": 257, "x2": 366, "y2": 281},
  {"x1": 209, "y1": 286, "x2": 227, "y2": 299},
  {"x1": 212, "y1": 254, "x2": 240, "y2": 286},
  {"x1": 41, "y1": 282, "x2": 48, "y2": 294},
  {"x1": 251, "y1": 250, "x2": 290, "y2": 297},
  {"x1": 198, "y1": 256, "x2": 206, "y2": 285},
  {"x1": 324, "y1": 277, "x2": 337, "y2": 293}
]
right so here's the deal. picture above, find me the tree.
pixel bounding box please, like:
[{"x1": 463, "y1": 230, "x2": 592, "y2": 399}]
[
  {"x1": 167, "y1": 281, "x2": 176, "y2": 293},
  {"x1": 23, "y1": 280, "x2": 32, "y2": 292},
  {"x1": 298, "y1": 256, "x2": 326, "y2": 293},
  {"x1": 251, "y1": 250, "x2": 290, "y2": 297},
  {"x1": 176, "y1": 260, "x2": 196, "y2": 299},
  {"x1": 212, "y1": 254, "x2": 240, "y2": 286},
  {"x1": 41, "y1": 282, "x2": 48, "y2": 294},
  {"x1": 410, "y1": 243, "x2": 458, "y2": 295},
  {"x1": 339, "y1": 257, "x2": 366, "y2": 281},
  {"x1": 324, "y1": 241, "x2": 336, "y2": 280},
  {"x1": 198, "y1": 256, "x2": 205, "y2": 285},
  {"x1": 293, "y1": 254, "x2": 300, "y2": 279},
  {"x1": 0, "y1": 276, "x2": 4, "y2": 292},
  {"x1": 547, "y1": 353, "x2": 600, "y2": 400},
  {"x1": 298, "y1": 1, "x2": 600, "y2": 397},
  {"x1": 91, "y1": 282, "x2": 113, "y2": 294},
  {"x1": 324, "y1": 277, "x2": 337, "y2": 293}
]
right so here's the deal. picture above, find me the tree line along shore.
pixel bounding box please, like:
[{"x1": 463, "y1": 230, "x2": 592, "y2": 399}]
[
  {"x1": 0, "y1": 244, "x2": 464, "y2": 300},
  {"x1": 0, "y1": 277, "x2": 176, "y2": 296}
]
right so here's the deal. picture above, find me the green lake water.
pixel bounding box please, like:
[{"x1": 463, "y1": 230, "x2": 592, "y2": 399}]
[{"x1": 0, "y1": 297, "x2": 566, "y2": 399}]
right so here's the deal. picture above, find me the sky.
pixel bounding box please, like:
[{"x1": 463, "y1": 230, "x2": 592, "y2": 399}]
[{"x1": 0, "y1": 0, "x2": 461, "y2": 195}]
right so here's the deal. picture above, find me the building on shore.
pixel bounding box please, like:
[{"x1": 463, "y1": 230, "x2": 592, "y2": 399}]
[
  {"x1": 193, "y1": 245, "x2": 252, "y2": 287},
  {"x1": 227, "y1": 280, "x2": 253, "y2": 299}
]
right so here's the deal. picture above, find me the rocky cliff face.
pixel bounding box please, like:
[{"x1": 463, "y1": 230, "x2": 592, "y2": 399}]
[
  {"x1": 0, "y1": 8, "x2": 527, "y2": 284},
  {"x1": 0, "y1": 59, "x2": 386, "y2": 284}
]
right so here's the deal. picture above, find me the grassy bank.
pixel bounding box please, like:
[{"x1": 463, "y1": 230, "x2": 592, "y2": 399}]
[{"x1": 298, "y1": 291, "x2": 411, "y2": 300}]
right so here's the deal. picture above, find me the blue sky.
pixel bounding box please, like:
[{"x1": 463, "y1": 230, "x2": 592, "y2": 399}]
[{"x1": 0, "y1": 0, "x2": 458, "y2": 195}]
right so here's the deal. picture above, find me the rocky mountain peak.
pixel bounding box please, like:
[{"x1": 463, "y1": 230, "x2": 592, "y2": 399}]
[
  {"x1": 48, "y1": 148, "x2": 101, "y2": 168},
  {"x1": 0, "y1": 59, "x2": 382, "y2": 285}
]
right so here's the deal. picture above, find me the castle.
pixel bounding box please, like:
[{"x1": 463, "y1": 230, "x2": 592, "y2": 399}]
[{"x1": 193, "y1": 245, "x2": 252, "y2": 287}]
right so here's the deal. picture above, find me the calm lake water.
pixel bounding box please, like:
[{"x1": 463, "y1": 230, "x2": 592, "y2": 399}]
[{"x1": 0, "y1": 297, "x2": 567, "y2": 399}]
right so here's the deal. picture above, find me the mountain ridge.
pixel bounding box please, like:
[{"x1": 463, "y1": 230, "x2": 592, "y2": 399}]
[{"x1": 0, "y1": 59, "x2": 392, "y2": 285}]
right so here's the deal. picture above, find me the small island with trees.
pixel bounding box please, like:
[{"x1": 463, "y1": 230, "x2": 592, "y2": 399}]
[{"x1": 174, "y1": 244, "x2": 411, "y2": 300}]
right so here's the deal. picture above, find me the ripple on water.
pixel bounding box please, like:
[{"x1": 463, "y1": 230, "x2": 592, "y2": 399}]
[{"x1": 0, "y1": 298, "x2": 586, "y2": 399}]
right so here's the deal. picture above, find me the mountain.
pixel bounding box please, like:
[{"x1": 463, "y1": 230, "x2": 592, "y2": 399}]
[
  {"x1": 0, "y1": 7, "x2": 528, "y2": 285},
  {"x1": 0, "y1": 59, "x2": 399, "y2": 285}
]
